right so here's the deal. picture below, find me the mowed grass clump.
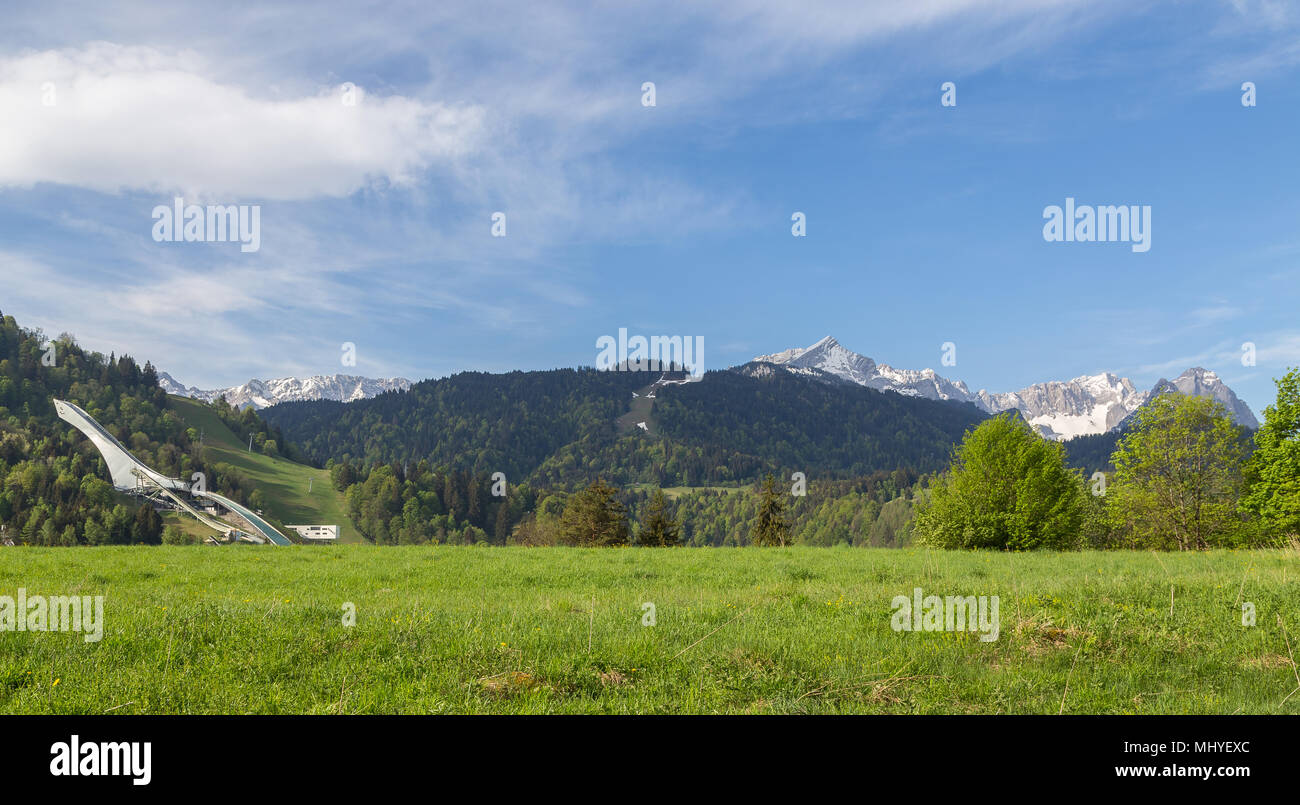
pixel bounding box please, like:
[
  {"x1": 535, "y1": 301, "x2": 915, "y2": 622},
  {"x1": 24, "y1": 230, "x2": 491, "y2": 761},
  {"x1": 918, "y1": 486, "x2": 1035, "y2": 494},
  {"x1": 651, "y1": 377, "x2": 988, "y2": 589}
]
[{"x1": 0, "y1": 546, "x2": 1297, "y2": 714}]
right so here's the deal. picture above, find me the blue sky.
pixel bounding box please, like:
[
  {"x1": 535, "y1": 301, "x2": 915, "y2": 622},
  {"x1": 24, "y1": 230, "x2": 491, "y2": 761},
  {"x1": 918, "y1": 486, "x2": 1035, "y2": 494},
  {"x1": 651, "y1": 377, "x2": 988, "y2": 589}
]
[{"x1": 1, "y1": 0, "x2": 1299, "y2": 415}]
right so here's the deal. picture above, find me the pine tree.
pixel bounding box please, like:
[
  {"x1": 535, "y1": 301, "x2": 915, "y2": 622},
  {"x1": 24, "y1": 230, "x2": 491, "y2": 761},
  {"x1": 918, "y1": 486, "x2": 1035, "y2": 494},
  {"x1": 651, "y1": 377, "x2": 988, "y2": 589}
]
[
  {"x1": 751, "y1": 474, "x2": 791, "y2": 546},
  {"x1": 468, "y1": 471, "x2": 486, "y2": 527},
  {"x1": 133, "y1": 503, "x2": 163, "y2": 545},
  {"x1": 494, "y1": 501, "x2": 513, "y2": 543},
  {"x1": 640, "y1": 490, "x2": 680, "y2": 546},
  {"x1": 560, "y1": 479, "x2": 630, "y2": 546}
]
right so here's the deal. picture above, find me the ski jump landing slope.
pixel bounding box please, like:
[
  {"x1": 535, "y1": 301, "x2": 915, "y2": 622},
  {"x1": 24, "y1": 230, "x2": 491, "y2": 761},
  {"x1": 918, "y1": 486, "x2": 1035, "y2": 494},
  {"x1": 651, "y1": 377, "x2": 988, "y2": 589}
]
[{"x1": 54, "y1": 398, "x2": 292, "y2": 545}]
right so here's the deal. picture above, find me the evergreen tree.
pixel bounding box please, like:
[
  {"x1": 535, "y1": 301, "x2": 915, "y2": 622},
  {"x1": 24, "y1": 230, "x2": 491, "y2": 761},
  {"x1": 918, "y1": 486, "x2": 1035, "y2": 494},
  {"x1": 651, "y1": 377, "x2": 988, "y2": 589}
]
[
  {"x1": 559, "y1": 479, "x2": 629, "y2": 546},
  {"x1": 132, "y1": 503, "x2": 163, "y2": 544},
  {"x1": 751, "y1": 474, "x2": 791, "y2": 546},
  {"x1": 468, "y1": 472, "x2": 485, "y2": 527},
  {"x1": 639, "y1": 489, "x2": 680, "y2": 546},
  {"x1": 494, "y1": 501, "x2": 513, "y2": 542}
]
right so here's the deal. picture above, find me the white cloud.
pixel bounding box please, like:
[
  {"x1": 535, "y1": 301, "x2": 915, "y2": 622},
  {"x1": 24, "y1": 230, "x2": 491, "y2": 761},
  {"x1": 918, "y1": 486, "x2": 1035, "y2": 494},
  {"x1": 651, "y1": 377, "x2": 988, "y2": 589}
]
[{"x1": 0, "y1": 43, "x2": 485, "y2": 200}]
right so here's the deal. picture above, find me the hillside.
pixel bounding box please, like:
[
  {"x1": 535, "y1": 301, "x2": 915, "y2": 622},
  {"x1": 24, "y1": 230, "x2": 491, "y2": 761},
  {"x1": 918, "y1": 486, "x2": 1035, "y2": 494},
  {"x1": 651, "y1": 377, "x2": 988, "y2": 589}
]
[
  {"x1": 650, "y1": 365, "x2": 986, "y2": 478},
  {"x1": 262, "y1": 365, "x2": 989, "y2": 488},
  {"x1": 261, "y1": 369, "x2": 647, "y2": 485},
  {"x1": 0, "y1": 313, "x2": 203, "y2": 545},
  {"x1": 0, "y1": 309, "x2": 354, "y2": 544},
  {"x1": 167, "y1": 395, "x2": 354, "y2": 542}
]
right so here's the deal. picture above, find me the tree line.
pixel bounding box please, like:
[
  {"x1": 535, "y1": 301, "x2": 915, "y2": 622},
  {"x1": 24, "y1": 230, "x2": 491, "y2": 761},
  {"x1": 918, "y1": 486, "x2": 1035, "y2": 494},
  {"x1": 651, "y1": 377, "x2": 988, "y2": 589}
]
[
  {"x1": 9, "y1": 304, "x2": 1296, "y2": 552},
  {"x1": 330, "y1": 453, "x2": 924, "y2": 547}
]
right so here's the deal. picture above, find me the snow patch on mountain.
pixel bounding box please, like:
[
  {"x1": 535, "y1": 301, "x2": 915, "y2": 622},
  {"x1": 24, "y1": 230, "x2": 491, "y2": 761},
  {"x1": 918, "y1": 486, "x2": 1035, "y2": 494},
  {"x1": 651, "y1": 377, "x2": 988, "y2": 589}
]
[
  {"x1": 976, "y1": 372, "x2": 1150, "y2": 440},
  {"x1": 158, "y1": 372, "x2": 411, "y2": 410},
  {"x1": 749, "y1": 337, "x2": 1257, "y2": 440},
  {"x1": 755, "y1": 336, "x2": 975, "y2": 402}
]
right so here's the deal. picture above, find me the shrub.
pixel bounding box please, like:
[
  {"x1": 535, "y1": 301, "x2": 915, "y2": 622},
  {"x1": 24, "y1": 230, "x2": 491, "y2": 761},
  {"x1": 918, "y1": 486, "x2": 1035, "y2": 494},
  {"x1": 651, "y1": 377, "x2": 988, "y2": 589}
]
[{"x1": 914, "y1": 413, "x2": 1086, "y2": 550}]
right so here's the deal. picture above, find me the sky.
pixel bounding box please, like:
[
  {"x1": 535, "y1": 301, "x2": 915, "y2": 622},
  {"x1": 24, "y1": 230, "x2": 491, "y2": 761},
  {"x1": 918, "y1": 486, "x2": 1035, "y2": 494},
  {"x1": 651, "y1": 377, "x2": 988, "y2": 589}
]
[{"x1": 1, "y1": 0, "x2": 1299, "y2": 416}]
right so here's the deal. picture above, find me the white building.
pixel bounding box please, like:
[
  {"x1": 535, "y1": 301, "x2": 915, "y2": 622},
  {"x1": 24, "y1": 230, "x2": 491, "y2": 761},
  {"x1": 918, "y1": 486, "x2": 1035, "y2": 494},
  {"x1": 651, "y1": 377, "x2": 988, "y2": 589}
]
[{"x1": 286, "y1": 525, "x2": 339, "y2": 542}]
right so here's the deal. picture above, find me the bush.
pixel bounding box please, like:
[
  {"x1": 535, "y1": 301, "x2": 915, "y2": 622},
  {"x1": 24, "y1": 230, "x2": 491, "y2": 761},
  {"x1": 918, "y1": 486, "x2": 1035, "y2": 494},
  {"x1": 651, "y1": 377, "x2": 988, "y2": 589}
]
[
  {"x1": 914, "y1": 413, "x2": 1087, "y2": 550},
  {"x1": 559, "y1": 480, "x2": 629, "y2": 546},
  {"x1": 162, "y1": 525, "x2": 199, "y2": 545}
]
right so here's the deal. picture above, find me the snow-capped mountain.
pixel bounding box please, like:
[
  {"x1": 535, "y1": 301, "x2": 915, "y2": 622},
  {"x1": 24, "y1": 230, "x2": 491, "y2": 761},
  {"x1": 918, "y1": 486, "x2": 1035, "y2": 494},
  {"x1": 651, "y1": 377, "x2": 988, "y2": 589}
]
[
  {"x1": 976, "y1": 373, "x2": 1149, "y2": 440},
  {"x1": 156, "y1": 372, "x2": 218, "y2": 400},
  {"x1": 158, "y1": 372, "x2": 412, "y2": 410},
  {"x1": 754, "y1": 336, "x2": 977, "y2": 403},
  {"x1": 1123, "y1": 367, "x2": 1259, "y2": 430},
  {"x1": 749, "y1": 337, "x2": 1257, "y2": 440}
]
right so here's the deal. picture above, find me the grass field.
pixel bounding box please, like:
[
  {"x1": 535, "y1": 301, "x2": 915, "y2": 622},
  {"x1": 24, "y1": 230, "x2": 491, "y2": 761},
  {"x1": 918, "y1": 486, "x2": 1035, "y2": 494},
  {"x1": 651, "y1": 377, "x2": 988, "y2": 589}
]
[
  {"x1": 166, "y1": 396, "x2": 355, "y2": 542},
  {"x1": 1, "y1": 546, "x2": 1297, "y2": 714}
]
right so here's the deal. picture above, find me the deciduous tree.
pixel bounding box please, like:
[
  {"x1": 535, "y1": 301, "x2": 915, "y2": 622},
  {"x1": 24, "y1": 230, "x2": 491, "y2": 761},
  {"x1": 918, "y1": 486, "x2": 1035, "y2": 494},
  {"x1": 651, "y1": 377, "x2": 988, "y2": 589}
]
[
  {"x1": 1107, "y1": 395, "x2": 1250, "y2": 550},
  {"x1": 1240, "y1": 368, "x2": 1300, "y2": 542},
  {"x1": 914, "y1": 413, "x2": 1086, "y2": 550}
]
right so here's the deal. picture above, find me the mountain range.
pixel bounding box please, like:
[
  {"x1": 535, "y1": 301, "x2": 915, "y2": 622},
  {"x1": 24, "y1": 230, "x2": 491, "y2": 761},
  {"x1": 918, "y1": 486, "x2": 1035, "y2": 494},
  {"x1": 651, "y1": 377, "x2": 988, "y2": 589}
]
[
  {"x1": 158, "y1": 335, "x2": 1255, "y2": 445},
  {"x1": 157, "y1": 372, "x2": 411, "y2": 410},
  {"x1": 259, "y1": 363, "x2": 987, "y2": 488},
  {"x1": 750, "y1": 336, "x2": 1258, "y2": 439}
]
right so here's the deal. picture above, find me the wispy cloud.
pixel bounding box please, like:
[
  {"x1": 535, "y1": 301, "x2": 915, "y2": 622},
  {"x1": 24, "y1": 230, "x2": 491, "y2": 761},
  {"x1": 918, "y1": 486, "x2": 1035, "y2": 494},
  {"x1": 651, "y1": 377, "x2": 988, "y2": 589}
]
[{"x1": 3, "y1": 0, "x2": 1299, "y2": 402}]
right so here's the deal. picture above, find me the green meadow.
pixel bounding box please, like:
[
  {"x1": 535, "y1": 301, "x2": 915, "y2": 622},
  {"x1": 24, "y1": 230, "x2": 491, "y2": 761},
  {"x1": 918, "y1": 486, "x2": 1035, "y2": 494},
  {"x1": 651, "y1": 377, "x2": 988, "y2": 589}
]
[{"x1": 1, "y1": 546, "x2": 1297, "y2": 714}]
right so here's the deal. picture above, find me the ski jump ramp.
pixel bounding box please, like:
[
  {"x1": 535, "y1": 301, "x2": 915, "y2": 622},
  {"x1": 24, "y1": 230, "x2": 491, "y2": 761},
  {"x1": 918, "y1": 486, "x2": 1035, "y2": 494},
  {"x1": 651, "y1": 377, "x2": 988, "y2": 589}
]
[
  {"x1": 54, "y1": 399, "x2": 188, "y2": 493},
  {"x1": 54, "y1": 398, "x2": 292, "y2": 545}
]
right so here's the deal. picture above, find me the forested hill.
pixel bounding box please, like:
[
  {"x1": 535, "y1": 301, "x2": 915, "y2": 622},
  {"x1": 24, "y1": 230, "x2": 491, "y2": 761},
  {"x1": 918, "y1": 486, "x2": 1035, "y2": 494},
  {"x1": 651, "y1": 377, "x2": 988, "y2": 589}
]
[
  {"x1": 651, "y1": 365, "x2": 987, "y2": 477},
  {"x1": 0, "y1": 311, "x2": 292, "y2": 544},
  {"x1": 260, "y1": 369, "x2": 647, "y2": 482},
  {"x1": 261, "y1": 364, "x2": 989, "y2": 487},
  {"x1": 1062, "y1": 431, "x2": 1123, "y2": 474}
]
